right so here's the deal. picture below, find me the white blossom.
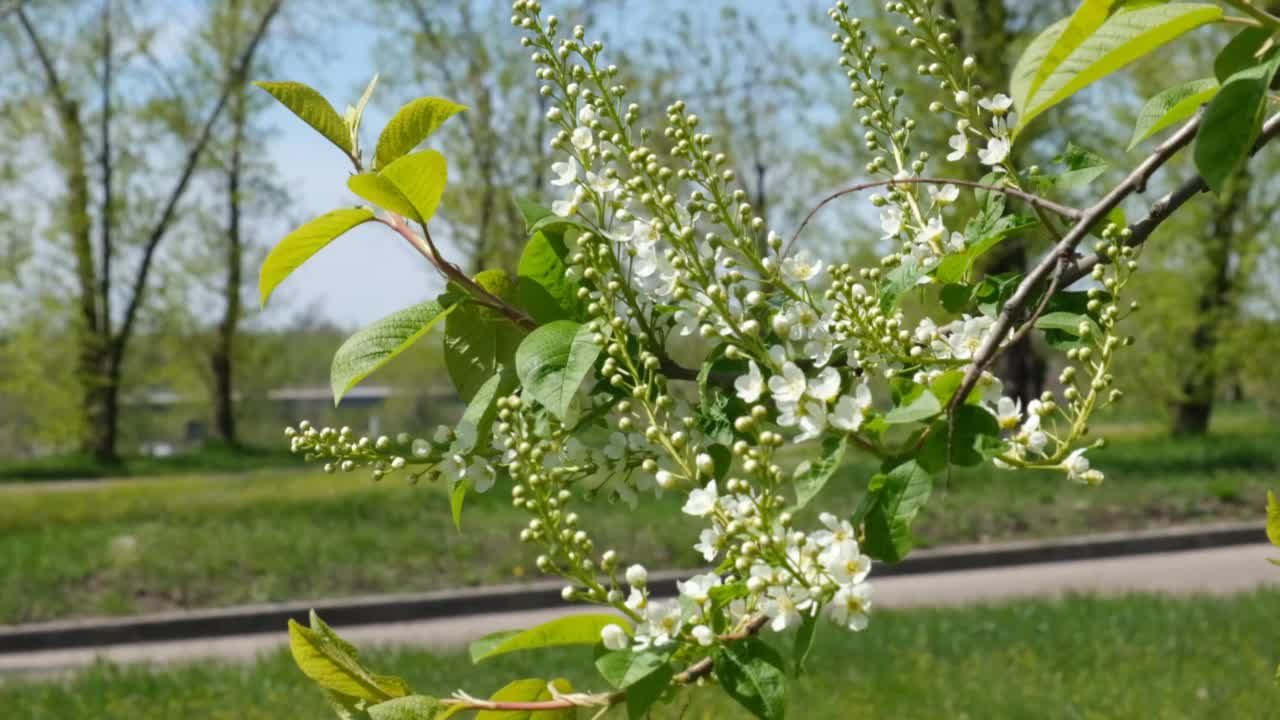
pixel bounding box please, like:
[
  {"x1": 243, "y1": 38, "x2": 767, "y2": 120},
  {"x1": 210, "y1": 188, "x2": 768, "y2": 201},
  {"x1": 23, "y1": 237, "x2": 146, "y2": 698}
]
[
  {"x1": 763, "y1": 584, "x2": 813, "y2": 632},
  {"x1": 979, "y1": 93, "x2": 1014, "y2": 115},
  {"x1": 601, "y1": 623, "x2": 629, "y2": 651},
  {"x1": 928, "y1": 183, "x2": 959, "y2": 205},
  {"x1": 947, "y1": 130, "x2": 970, "y2": 162},
  {"x1": 825, "y1": 583, "x2": 872, "y2": 631},
  {"x1": 571, "y1": 126, "x2": 593, "y2": 151},
  {"x1": 694, "y1": 527, "x2": 721, "y2": 562},
  {"x1": 768, "y1": 362, "x2": 807, "y2": 404},
  {"x1": 830, "y1": 384, "x2": 873, "y2": 432},
  {"x1": 880, "y1": 206, "x2": 904, "y2": 237},
  {"x1": 682, "y1": 480, "x2": 718, "y2": 517},
  {"x1": 978, "y1": 136, "x2": 1010, "y2": 166},
  {"x1": 735, "y1": 360, "x2": 765, "y2": 403},
  {"x1": 691, "y1": 624, "x2": 715, "y2": 647},
  {"x1": 677, "y1": 572, "x2": 721, "y2": 604},
  {"x1": 782, "y1": 250, "x2": 825, "y2": 284},
  {"x1": 808, "y1": 367, "x2": 841, "y2": 402},
  {"x1": 550, "y1": 156, "x2": 578, "y2": 186}
]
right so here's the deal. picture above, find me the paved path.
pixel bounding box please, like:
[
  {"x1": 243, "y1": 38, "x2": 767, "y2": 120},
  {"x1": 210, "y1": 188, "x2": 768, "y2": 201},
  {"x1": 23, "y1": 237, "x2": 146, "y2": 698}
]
[{"x1": 3, "y1": 543, "x2": 1276, "y2": 676}]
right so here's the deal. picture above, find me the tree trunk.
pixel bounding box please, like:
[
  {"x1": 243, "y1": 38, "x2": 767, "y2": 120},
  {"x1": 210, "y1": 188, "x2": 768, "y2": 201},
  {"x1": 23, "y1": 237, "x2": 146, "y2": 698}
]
[
  {"x1": 1170, "y1": 172, "x2": 1249, "y2": 435},
  {"x1": 213, "y1": 87, "x2": 247, "y2": 447}
]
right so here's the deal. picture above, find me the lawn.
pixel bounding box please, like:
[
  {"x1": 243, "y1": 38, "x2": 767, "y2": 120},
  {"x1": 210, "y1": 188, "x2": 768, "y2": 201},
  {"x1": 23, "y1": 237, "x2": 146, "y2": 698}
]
[
  {"x1": 0, "y1": 407, "x2": 1276, "y2": 624},
  {"x1": 2, "y1": 590, "x2": 1277, "y2": 718}
]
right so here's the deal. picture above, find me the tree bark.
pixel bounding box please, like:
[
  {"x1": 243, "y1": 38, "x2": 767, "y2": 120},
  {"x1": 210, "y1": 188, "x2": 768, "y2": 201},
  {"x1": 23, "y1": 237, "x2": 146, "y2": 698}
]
[
  {"x1": 1171, "y1": 172, "x2": 1250, "y2": 436},
  {"x1": 213, "y1": 87, "x2": 247, "y2": 446}
]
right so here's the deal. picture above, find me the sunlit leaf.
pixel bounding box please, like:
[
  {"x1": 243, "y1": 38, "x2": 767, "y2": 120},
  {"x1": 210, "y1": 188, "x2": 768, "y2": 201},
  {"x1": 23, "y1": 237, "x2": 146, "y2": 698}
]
[
  {"x1": 255, "y1": 81, "x2": 353, "y2": 156},
  {"x1": 259, "y1": 208, "x2": 374, "y2": 307},
  {"x1": 330, "y1": 296, "x2": 460, "y2": 404},
  {"x1": 374, "y1": 97, "x2": 466, "y2": 169},
  {"x1": 1128, "y1": 78, "x2": 1218, "y2": 150}
]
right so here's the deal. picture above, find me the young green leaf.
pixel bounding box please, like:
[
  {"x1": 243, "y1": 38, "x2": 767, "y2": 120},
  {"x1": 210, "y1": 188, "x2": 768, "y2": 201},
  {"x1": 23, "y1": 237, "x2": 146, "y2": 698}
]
[
  {"x1": 347, "y1": 173, "x2": 419, "y2": 220},
  {"x1": 260, "y1": 208, "x2": 375, "y2": 307},
  {"x1": 515, "y1": 320, "x2": 601, "y2": 420},
  {"x1": 595, "y1": 647, "x2": 674, "y2": 689},
  {"x1": 288, "y1": 618, "x2": 405, "y2": 703},
  {"x1": 374, "y1": 97, "x2": 466, "y2": 170},
  {"x1": 350, "y1": 73, "x2": 380, "y2": 144},
  {"x1": 1214, "y1": 26, "x2": 1273, "y2": 82},
  {"x1": 1013, "y1": 4, "x2": 1223, "y2": 133},
  {"x1": 1034, "y1": 311, "x2": 1102, "y2": 338},
  {"x1": 470, "y1": 614, "x2": 628, "y2": 663},
  {"x1": 715, "y1": 638, "x2": 788, "y2": 720},
  {"x1": 455, "y1": 368, "x2": 519, "y2": 455},
  {"x1": 883, "y1": 389, "x2": 942, "y2": 425},
  {"x1": 792, "y1": 612, "x2": 819, "y2": 676},
  {"x1": 368, "y1": 696, "x2": 441, "y2": 720},
  {"x1": 448, "y1": 477, "x2": 468, "y2": 532},
  {"x1": 379, "y1": 150, "x2": 449, "y2": 225},
  {"x1": 1127, "y1": 78, "x2": 1219, "y2": 150},
  {"x1": 330, "y1": 296, "x2": 460, "y2": 404},
  {"x1": 515, "y1": 226, "x2": 583, "y2": 324},
  {"x1": 445, "y1": 271, "x2": 523, "y2": 402},
  {"x1": 862, "y1": 460, "x2": 933, "y2": 563},
  {"x1": 1024, "y1": 0, "x2": 1125, "y2": 111},
  {"x1": 934, "y1": 215, "x2": 1037, "y2": 285},
  {"x1": 475, "y1": 678, "x2": 575, "y2": 720},
  {"x1": 791, "y1": 434, "x2": 848, "y2": 509},
  {"x1": 624, "y1": 662, "x2": 674, "y2": 720},
  {"x1": 254, "y1": 81, "x2": 354, "y2": 156},
  {"x1": 1194, "y1": 52, "x2": 1280, "y2": 193}
]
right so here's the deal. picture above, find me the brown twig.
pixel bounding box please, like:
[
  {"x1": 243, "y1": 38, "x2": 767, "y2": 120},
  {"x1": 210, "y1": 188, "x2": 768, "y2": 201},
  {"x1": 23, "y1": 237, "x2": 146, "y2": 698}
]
[
  {"x1": 945, "y1": 114, "x2": 1205, "y2": 420},
  {"x1": 787, "y1": 176, "x2": 1083, "y2": 255},
  {"x1": 1061, "y1": 112, "x2": 1280, "y2": 287}
]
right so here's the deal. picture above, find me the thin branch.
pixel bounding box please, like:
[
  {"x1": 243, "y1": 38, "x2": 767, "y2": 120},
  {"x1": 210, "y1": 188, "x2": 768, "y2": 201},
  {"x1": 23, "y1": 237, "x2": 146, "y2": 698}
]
[
  {"x1": 788, "y1": 176, "x2": 1083, "y2": 255},
  {"x1": 98, "y1": 0, "x2": 114, "y2": 338},
  {"x1": 947, "y1": 114, "x2": 1205, "y2": 419},
  {"x1": 1061, "y1": 112, "x2": 1280, "y2": 286},
  {"x1": 110, "y1": 0, "x2": 283, "y2": 361}
]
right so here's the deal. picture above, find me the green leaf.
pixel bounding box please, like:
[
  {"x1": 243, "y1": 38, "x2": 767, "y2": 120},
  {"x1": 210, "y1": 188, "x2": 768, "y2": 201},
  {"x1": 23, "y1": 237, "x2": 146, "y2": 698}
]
[
  {"x1": 1215, "y1": 26, "x2": 1273, "y2": 82},
  {"x1": 880, "y1": 260, "x2": 931, "y2": 312},
  {"x1": 449, "y1": 477, "x2": 467, "y2": 532},
  {"x1": 516, "y1": 199, "x2": 555, "y2": 230},
  {"x1": 935, "y1": 215, "x2": 1037, "y2": 285},
  {"x1": 445, "y1": 270, "x2": 523, "y2": 402},
  {"x1": 1194, "y1": 52, "x2": 1280, "y2": 193},
  {"x1": 862, "y1": 460, "x2": 933, "y2": 563},
  {"x1": 1023, "y1": 0, "x2": 1122, "y2": 115},
  {"x1": 883, "y1": 389, "x2": 942, "y2": 426},
  {"x1": 624, "y1": 662, "x2": 674, "y2": 720},
  {"x1": 715, "y1": 638, "x2": 788, "y2": 720},
  {"x1": 515, "y1": 321, "x2": 601, "y2": 420},
  {"x1": 374, "y1": 97, "x2": 466, "y2": 170},
  {"x1": 260, "y1": 208, "x2": 375, "y2": 307},
  {"x1": 515, "y1": 227, "x2": 582, "y2": 324},
  {"x1": 1012, "y1": 4, "x2": 1223, "y2": 133},
  {"x1": 322, "y1": 690, "x2": 374, "y2": 720},
  {"x1": 595, "y1": 647, "x2": 673, "y2": 689},
  {"x1": 470, "y1": 614, "x2": 627, "y2": 663},
  {"x1": 791, "y1": 434, "x2": 847, "y2": 510},
  {"x1": 289, "y1": 617, "x2": 405, "y2": 703},
  {"x1": 254, "y1": 81, "x2": 353, "y2": 156},
  {"x1": 1267, "y1": 491, "x2": 1280, "y2": 548},
  {"x1": 348, "y1": 173, "x2": 419, "y2": 220},
  {"x1": 1034, "y1": 311, "x2": 1101, "y2": 338},
  {"x1": 792, "y1": 612, "x2": 819, "y2": 676},
  {"x1": 330, "y1": 297, "x2": 460, "y2": 404},
  {"x1": 380, "y1": 150, "x2": 449, "y2": 225},
  {"x1": 475, "y1": 678, "x2": 575, "y2": 720},
  {"x1": 919, "y1": 405, "x2": 1000, "y2": 473},
  {"x1": 1128, "y1": 77, "x2": 1219, "y2": 150},
  {"x1": 368, "y1": 696, "x2": 441, "y2": 720},
  {"x1": 456, "y1": 368, "x2": 519, "y2": 455}
]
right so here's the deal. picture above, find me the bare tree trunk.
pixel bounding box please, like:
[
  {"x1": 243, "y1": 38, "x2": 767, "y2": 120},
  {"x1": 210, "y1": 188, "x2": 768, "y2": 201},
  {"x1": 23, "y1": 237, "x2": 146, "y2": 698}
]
[
  {"x1": 213, "y1": 88, "x2": 247, "y2": 446},
  {"x1": 1171, "y1": 172, "x2": 1250, "y2": 436}
]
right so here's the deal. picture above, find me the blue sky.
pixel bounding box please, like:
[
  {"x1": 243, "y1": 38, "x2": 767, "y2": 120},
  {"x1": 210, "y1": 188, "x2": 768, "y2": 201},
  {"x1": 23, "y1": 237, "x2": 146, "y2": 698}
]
[{"x1": 256, "y1": 1, "x2": 835, "y2": 328}]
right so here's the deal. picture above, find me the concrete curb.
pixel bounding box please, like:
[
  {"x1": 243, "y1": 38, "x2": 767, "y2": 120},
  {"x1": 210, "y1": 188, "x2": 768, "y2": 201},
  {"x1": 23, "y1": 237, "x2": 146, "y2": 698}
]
[{"x1": 0, "y1": 521, "x2": 1265, "y2": 654}]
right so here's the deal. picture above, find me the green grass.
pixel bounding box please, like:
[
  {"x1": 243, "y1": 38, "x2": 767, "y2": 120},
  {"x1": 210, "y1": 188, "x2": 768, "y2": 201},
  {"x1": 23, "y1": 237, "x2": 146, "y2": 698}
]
[
  {"x1": 0, "y1": 443, "x2": 298, "y2": 483},
  {"x1": 1, "y1": 412, "x2": 1276, "y2": 624},
  {"x1": 3, "y1": 591, "x2": 1277, "y2": 718}
]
